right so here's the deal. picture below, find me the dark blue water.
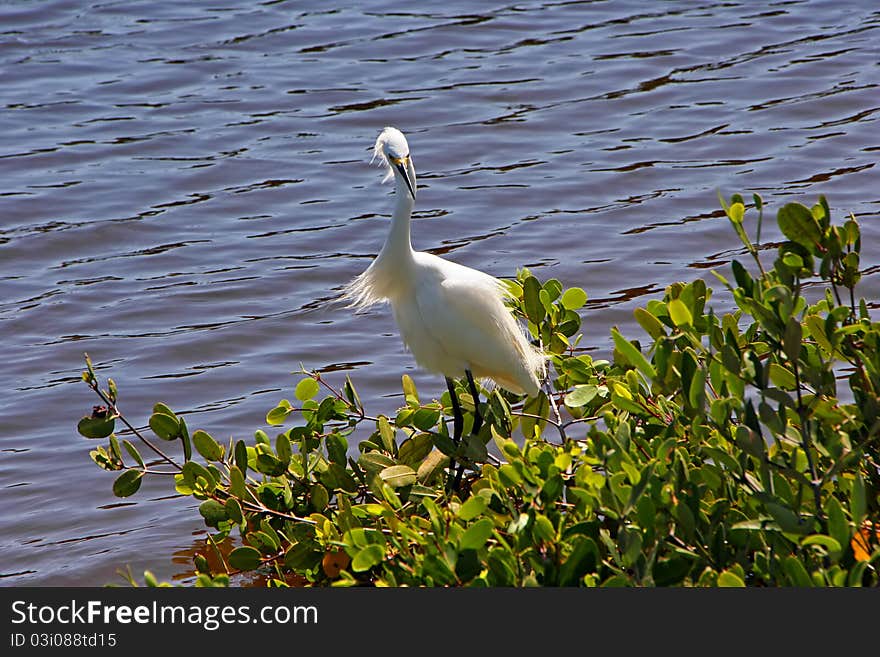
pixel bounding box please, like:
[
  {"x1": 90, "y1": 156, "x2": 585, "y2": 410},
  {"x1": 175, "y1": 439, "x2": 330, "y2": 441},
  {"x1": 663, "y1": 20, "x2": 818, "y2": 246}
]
[{"x1": 1, "y1": 0, "x2": 878, "y2": 585}]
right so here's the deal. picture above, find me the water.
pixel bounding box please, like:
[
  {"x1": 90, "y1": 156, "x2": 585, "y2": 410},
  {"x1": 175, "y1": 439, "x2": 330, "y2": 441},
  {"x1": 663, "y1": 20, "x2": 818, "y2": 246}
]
[{"x1": 1, "y1": 0, "x2": 877, "y2": 586}]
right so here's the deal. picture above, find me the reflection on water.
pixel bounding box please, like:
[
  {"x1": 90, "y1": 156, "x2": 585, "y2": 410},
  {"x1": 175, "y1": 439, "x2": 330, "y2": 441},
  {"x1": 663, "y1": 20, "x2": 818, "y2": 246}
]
[{"x1": 1, "y1": 0, "x2": 878, "y2": 585}]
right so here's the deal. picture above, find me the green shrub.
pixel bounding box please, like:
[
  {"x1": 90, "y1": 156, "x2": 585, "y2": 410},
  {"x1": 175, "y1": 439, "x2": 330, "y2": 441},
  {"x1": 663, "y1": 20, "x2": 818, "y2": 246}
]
[{"x1": 79, "y1": 193, "x2": 880, "y2": 586}]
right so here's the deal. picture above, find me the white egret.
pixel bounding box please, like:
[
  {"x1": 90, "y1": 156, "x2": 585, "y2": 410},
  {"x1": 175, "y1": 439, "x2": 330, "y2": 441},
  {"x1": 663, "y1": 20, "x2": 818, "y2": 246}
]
[{"x1": 344, "y1": 126, "x2": 546, "y2": 488}]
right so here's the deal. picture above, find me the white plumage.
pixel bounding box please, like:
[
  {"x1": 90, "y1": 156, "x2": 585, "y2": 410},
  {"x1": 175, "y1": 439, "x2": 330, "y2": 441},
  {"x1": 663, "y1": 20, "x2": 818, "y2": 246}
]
[{"x1": 344, "y1": 127, "x2": 545, "y2": 398}]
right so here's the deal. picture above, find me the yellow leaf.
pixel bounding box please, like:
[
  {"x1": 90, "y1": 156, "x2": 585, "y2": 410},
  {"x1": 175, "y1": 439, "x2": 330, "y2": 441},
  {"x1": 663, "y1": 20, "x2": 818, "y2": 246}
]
[
  {"x1": 851, "y1": 522, "x2": 879, "y2": 562},
  {"x1": 322, "y1": 550, "x2": 351, "y2": 578},
  {"x1": 668, "y1": 299, "x2": 693, "y2": 327}
]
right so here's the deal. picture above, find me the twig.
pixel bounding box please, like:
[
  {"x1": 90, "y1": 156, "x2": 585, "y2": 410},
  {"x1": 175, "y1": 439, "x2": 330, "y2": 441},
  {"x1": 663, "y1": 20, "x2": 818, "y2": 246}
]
[{"x1": 87, "y1": 380, "x2": 180, "y2": 470}]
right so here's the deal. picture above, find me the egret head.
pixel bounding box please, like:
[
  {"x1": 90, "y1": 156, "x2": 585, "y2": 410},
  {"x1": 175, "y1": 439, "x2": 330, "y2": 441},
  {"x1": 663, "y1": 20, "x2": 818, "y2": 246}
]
[{"x1": 373, "y1": 126, "x2": 416, "y2": 199}]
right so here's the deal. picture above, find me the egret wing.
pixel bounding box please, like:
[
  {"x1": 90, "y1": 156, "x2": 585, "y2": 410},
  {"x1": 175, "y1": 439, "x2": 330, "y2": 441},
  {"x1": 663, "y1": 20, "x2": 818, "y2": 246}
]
[{"x1": 414, "y1": 265, "x2": 527, "y2": 383}]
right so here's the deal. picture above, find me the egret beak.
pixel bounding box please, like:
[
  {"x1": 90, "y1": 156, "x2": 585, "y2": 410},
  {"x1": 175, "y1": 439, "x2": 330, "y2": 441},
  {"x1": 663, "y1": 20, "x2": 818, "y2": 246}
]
[{"x1": 393, "y1": 156, "x2": 417, "y2": 199}]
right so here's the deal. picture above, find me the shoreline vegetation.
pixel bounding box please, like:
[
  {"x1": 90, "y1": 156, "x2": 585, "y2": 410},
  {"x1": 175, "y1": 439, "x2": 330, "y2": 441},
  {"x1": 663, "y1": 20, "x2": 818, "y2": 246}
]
[{"x1": 78, "y1": 194, "x2": 879, "y2": 587}]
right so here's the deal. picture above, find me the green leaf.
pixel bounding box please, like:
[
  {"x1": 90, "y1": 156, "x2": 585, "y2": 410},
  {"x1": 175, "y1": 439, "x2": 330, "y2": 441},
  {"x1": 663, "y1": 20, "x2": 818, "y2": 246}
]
[
  {"x1": 543, "y1": 278, "x2": 563, "y2": 302},
  {"x1": 266, "y1": 400, "x2": 292, "y2": 426},
  {"x1": 560, "y1": 287, "x2": 587, "y2": 310},
  {"x1": 778, "y1": 202, "x2": 822, "y2": 251},
  {"x1": 77, "y1": 415, "x2": 116, "y2": 439},
  {"x1": 112, "y1": 469, "x2": 143, "y2": 497},
  {"x1": 344, "y1": 375, "x2": 362, "y2": 410},
  {"x1": 351, "y1": 544, "x2": 385, "y2": 572},
  {"x1": 398, "y1": 433, "x2": 433, "y2": 467},
  {"x1": 358, "y1": 451, "x2": 397, "y2": 474},
  {"x1": 730, "y1": 260, "x2": 752, "y2": 292},
  {"x1": 378, "y1": 416, "x2": 396, "y2": 453},
  {"x1": 782, "y1": 556, "x2": 813, "y2": 587},
  {"x1": 463, "y1": 434, "x2": 488, "y2": 462},
  {"x1": 768, "y1": 363, "x2": 796, "y2": 390},
  {"x1": 323, "y1": 463, "x2": 358, "y2": 493},
  {"x1": 717, "y1": 570, "x2": 746, "y2": 587},
  {"x1": 379, "y1": 464, "x2": 417, "y2": 488},
  {"x1": 109, "y1": 434, "x2": 122, "y2": 462},
  {"x1": 229, "y1": 546, "x2": 262, "y2": 571},
  {"x1": 782, "y1": 252, "x2": 803, "y2": 269},
  {"x1": 198, "y1": 499, "x2": 227, "y2": 528},
  {"x1": 152, "y1": 402, "x2": 176, "y2": 418},
  {"x1": 688, "y1": 368, "x2": 706, "y2": 409},
  {"x1": 564, "y1": 384, "x2": 599, "y2": 408},
  {"x1": 783, "y1": 317, "x2": 802, "y2": 362},
  {"x1": 285, "y1": 542, "x2": 322, "y2": 571},
  {"x1": 401, "y1": 374, "x2": 419, "y2": 404},
  {"x1": 224, "y1": 497, "x2": 243, "y2": 524},
  {"x1": 276, "y1": 432, "x2": 292, "y2": 463},
  {"x1": 521, "y1": 390, "x2": 549, "y2": 440},
  {"x1": 674, "y1": 502, "x2": 695, "y2": 541},
  {"x1": 179, "y1": 418, "x2": 192, "y2": 462},
  {"x1": 533, "y1": 514, "x2": 556, "y2": 542},
  {"x1": 765, "y1": 501, "x2": 809, "y2": 534},
  {"x1": 181, "y1": 460, "x2": 212, "y2": 484},
  {"x1": 559, "y1": 537, "x2": 599, "y2": 586},
  {"x1": 668, "y1": 299, "x2": 693, "y2": 327},
  {"x1": 460, "y1": 518, "x2": 494, "y2": 550},
  {"x1": 522, "y1": 275, "x2": 545, "y2": 324},
  {"x1": 804, "y1": 315, "x2": 834, "y2": 357},
  {"x1": 310, "y1": 483, "x2": 329, "y2": 511},
  {"x1": 122, "y1": 440, "x2": 144, "y2": 468},
  {"x1": 634, "y1": 307, "x2": 667, "y2": 340},
  {"x1": 826, "y1": 496, "x2": 849, "y2": 552},
  {"x1": 851, "y1": 474, "x2": 866, "y2": 524},
  {"x1": 458, "y1": 495, "x2": 488, "y2": 521},
  {"x1": 611, "y1": 387, "x2": 644, "y2": 415},
  {"x1": 412, "y1": 408, "x2": 440, "y2": 432},
  {"x1": 539, "y1": 288, "x2": 554, "y2": 314},
  {"x1": 255, "y1": 453, "x2": 286, "y2": 477},
  {"x1": 295, "y1": 377, "x2": 320, "y2": 401},
  {"x1": 229, "y1": 465, "x2": 246, "y2": 498},
  {"x1": 149, "y1": 412, "x2": 181, "y2": 440},
  {"x1": 192, "y1": 430, "x2": 224, "y2": 461},
  {"x1": 234, "y1": 440, "x2": 248, "y2": 475},
  {"x1": 325, "y1": 432, "x2": 348, "y2": 464},
  {"x1": 611, "y1": 328, "x2": 656, "y2": 379},
  {"x1": 801, "y1": 534, "x2": 842, "y2": 554},
  {"x1": 735, "y1": 426, "x2": 765, "y2": 459}
]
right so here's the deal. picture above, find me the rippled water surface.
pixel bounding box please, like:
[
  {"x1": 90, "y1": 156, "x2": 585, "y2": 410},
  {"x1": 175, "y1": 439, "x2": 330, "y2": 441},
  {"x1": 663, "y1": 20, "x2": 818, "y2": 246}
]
[{"x1": 2, "y1": 0, "x2": 878, "y2": 585}]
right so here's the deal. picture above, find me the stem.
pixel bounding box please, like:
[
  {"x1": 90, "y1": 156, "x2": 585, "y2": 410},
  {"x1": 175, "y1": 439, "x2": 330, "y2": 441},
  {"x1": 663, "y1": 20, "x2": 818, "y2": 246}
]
[
  {"x1": 511, "y1": 410, "x2": 563, "y2": 429},
  {"x1": 313, "y1": 372, "x2": 347, "y2": 402},
  {"x1": 792, "y1": 360, "x2": 823, "y2": 518},
  {"x1": 542, "y1": 379, "x2": 567, "y2": 443},
  {"x1": 88, "y1": 381, "x2": 180, "y2": 470},
  {"x1": 830, "y1": 278, "x2": 843, "y2": 307},
  {"x1": 561, "y1": 415, "x2": 600, "y2": 431},
  {"x1": 206, "y1": 534, "x2": 230, "y2": 575}
]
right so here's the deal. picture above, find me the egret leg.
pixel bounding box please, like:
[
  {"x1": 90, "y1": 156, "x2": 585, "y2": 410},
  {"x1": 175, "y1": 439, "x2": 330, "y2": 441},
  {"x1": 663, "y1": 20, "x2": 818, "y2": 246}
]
[
  {"x1": 446, "y1": 377, "x2": 463, "y2": 443},
  {"x1": 446, "y1": 377, "x2": 463, "y2": 492},
  {"x1": 465, "y1": 370, "x2": 483, "y2": 435},
  {"x1": 452, "y1": 370, "x2": 483, "y2": 491}
]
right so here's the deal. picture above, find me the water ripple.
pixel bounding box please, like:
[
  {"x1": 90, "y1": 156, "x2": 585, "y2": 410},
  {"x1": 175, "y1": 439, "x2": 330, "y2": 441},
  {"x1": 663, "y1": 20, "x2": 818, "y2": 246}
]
[{"x1": 2, "y1": 0, "x2": 878, "y2": 585}]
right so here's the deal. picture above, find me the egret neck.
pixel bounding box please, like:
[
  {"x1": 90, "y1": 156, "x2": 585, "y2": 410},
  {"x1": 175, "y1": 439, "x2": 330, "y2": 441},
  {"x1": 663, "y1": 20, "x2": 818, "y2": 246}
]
[{"x1": 378, "y1": 170, "x2": 416, "y2": 270}]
